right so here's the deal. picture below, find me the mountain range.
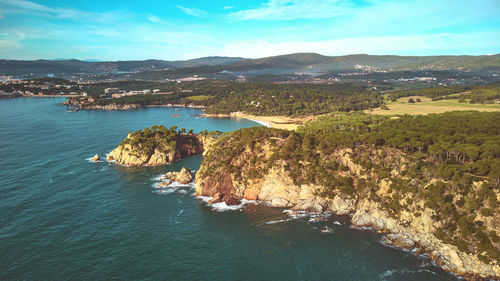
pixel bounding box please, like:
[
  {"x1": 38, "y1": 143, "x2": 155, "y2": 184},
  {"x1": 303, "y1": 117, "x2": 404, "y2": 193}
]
[{"x1": 1, "y1": 53, "x2": 499, "y2": 77}]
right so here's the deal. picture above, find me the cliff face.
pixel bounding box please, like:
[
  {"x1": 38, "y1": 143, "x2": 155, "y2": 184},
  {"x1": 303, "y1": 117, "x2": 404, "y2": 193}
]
[
  {"x1": 195, "y1": 130, "x2": 500, "y2": 280},
  {"x1": 107, "y1": 128, "x2": 216, "y2": 166}
]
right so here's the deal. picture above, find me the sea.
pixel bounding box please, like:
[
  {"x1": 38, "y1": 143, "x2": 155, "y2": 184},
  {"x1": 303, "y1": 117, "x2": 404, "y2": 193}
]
[{"x1": 0, "y1": 97, "x2": 459, "y2": 280}]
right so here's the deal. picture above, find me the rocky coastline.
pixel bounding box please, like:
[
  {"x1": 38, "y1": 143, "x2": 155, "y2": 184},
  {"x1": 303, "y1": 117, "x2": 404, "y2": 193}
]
[
  {"x1": 193, "y1": 128, "x2": 500, "y2": 280},
  {"x1": 195, "y1": 162, "x2": 499, "y2": 280}
]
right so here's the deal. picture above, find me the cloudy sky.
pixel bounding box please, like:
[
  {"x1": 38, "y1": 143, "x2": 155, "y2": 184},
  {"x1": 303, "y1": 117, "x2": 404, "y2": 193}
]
[{"x1": 0, "y1": 0, "x2": 499, "y2": 60}]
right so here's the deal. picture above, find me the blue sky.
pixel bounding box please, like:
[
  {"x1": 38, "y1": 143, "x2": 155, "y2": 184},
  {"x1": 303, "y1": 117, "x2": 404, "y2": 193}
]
[{"x1": 0, "y1": 0, "x2": 499, "y2": 60}]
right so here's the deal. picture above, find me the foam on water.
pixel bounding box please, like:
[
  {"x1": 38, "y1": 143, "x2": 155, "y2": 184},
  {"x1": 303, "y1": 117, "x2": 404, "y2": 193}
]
[
  {"x1": 351, "y1": 225, "x2": 376, "y2": 231},
  {"x1": 194, "y1": 196, "x2": 257, "y2": 212},
  {"x1": 153, "y1": 181, "x2": 195, "y2": 195},
  {"x1": 85, "y1": 157, "x2": 97, "y2": 163},
  {"x1": 265, "y1": 218, "x2": 294, "y2": 225},
  {"x1": 379, "y1": 268, "x2": 441, "y2": 280}
]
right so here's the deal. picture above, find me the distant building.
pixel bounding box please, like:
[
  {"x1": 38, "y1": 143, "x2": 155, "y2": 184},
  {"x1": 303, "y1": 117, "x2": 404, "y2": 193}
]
[
  {"x1": 415, "y1": 77, "x2": 436, "y2": 82},
  {"x1": 104, "y1": 88, "x2": 120, "y2": 94}
]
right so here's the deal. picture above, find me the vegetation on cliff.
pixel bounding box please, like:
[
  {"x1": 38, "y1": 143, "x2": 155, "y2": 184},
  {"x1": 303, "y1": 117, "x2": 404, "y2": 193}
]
[
  {"x1": 198, "y1": 111, "x2": 500, "y2": 266},
  {"x1": 107, "y1": 125, "x2": 208, "y2": 166},
  {"x1": 120, "y1": 125, "x2": 180, "y2": 155}
]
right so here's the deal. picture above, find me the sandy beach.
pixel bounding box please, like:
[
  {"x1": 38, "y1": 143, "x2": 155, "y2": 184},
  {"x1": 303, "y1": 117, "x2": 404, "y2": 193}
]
[{"x1": 200, "y1": 112, "x2": 316, "y2": 130}]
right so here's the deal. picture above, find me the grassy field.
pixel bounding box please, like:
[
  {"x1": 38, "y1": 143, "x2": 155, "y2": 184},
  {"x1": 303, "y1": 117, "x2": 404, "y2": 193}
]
[
  {"x1": 368, "y1": 96, "x2": 500, "y2": 115},
  {"x1": 186, "y1": 95, "x2": 212, "y2": 101}
]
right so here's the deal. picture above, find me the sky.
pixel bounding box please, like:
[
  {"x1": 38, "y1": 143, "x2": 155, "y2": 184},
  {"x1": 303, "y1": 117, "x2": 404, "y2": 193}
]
[{"x1": 0, "y1": 0, "x2": 499, "y2": 60}]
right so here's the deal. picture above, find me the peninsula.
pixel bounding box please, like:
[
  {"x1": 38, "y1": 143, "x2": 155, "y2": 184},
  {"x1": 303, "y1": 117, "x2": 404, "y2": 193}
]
[{"x1": 106, "y1": 125, "x2": 219, "y2": 166}]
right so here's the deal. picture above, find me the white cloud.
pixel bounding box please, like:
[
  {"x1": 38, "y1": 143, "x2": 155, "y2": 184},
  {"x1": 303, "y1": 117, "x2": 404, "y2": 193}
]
[
  {"x1": 223, "y1": 6, "x2": 234, "y2": 10},
  {"x1": 147, "y1": 14, "x2": 173, "y2": 25},
  {"x1": 176, "y1": 5, "x2": 207, "y2": 17},
  {"x1": 0, "y1": 0, "x2": 53, "y2": 13},
  {"x1": 0, "y1": 0, "x2": 127, "y2": 22},
  {"x1": 217, "y1": 32, "x2": 500, "y2": 58},
  {"x1": 230, "y1": 0, "x2": 351, "y2": 20}
]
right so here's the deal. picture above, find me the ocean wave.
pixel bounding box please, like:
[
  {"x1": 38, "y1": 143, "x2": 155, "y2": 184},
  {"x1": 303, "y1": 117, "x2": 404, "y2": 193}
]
[
  {"x1": 379, "y1": 268, "x2": 439, "y2": 280},
  {"x1": 195, "y1": 196, "x2": 257, "y2": 212}
]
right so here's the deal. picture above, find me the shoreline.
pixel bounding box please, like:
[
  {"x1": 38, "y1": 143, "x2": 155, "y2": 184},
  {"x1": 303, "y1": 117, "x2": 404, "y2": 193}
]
[
  {"x1": 199, "y1": 112, "x2": 317, "y2": 130},
  {"x1": 23, "y1": 94, "x2": 79, "y2": 98}
]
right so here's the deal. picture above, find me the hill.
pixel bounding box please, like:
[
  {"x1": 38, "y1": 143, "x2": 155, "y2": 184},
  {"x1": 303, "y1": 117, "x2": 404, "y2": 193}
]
[
  {"x1": 1, "y1": 53, "x2": 498, "y2": 78},
  {"x1": 0, "y1": 57, "x2": 245, "y2": 76}
]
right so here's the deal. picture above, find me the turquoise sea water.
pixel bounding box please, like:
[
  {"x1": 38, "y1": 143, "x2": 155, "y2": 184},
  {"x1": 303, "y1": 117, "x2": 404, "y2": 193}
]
[{"x1": 0, "y1": 98, "x2": 458, "y2": 281}]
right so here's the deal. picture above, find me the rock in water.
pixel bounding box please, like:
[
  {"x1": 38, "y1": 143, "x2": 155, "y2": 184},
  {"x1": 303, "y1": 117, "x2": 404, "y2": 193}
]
[
  {"x1": 163, "y1": 167, "x2": 193, "y2": 184},
  {"x1": 208, "y1": 192, "x2": 241, "y2": 205},
  {"x1": 91, "y1": 154, "x2": 100, "y2": 162}
]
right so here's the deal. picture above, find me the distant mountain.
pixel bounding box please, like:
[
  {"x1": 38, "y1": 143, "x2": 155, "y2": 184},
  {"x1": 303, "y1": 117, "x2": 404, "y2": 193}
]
[
  {"x1": 0, "y1": 56, "x2": 245, "y2": 76},
  {"x1": 226, "y1": 53, "x2": 500, "y2": 72},
  {"x1": 169, "y1": 56, "x2": 245, "y2": 68},
  {"x1": 1, "y1": 53, "x2": 498, "y2": 77}
]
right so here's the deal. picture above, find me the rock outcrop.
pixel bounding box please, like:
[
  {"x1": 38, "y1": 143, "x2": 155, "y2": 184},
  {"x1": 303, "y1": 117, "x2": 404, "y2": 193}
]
[
  {"x1": 107, "y1": 135, "x2": 202, "y2": 166},
  {"x1": 163, "y1": 167, "x2": 194, "y2": 184},
  {"x1": 106, "y1": 126, "x2": 219, "y2": 166},
  {"x1": 91, "y1": 154, "x2": 100, "y2": 162}
]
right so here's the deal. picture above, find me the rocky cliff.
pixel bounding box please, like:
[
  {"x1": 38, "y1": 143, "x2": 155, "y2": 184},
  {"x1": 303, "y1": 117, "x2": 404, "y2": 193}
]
[
  {"x1": 194, "y1": 124, "x2": 500, "y2": 280},
  {"x1": 106, "y1": 126, "x2": 218, "y2": 166}
]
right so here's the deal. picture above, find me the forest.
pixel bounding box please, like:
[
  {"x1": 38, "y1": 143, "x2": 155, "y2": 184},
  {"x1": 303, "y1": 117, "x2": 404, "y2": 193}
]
[
  {"x1": 72, "y1": 79, "x2": 500, "y2": 115},
  {"x1": 387, "y1": 83, "x2": 500, "y2": 104},
  {"x1": 82, "y1": 80, "x2": 384, "y2": 115},
  {"x1": 120, "y1": 125, "x2": 183, "y2": 155}
]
